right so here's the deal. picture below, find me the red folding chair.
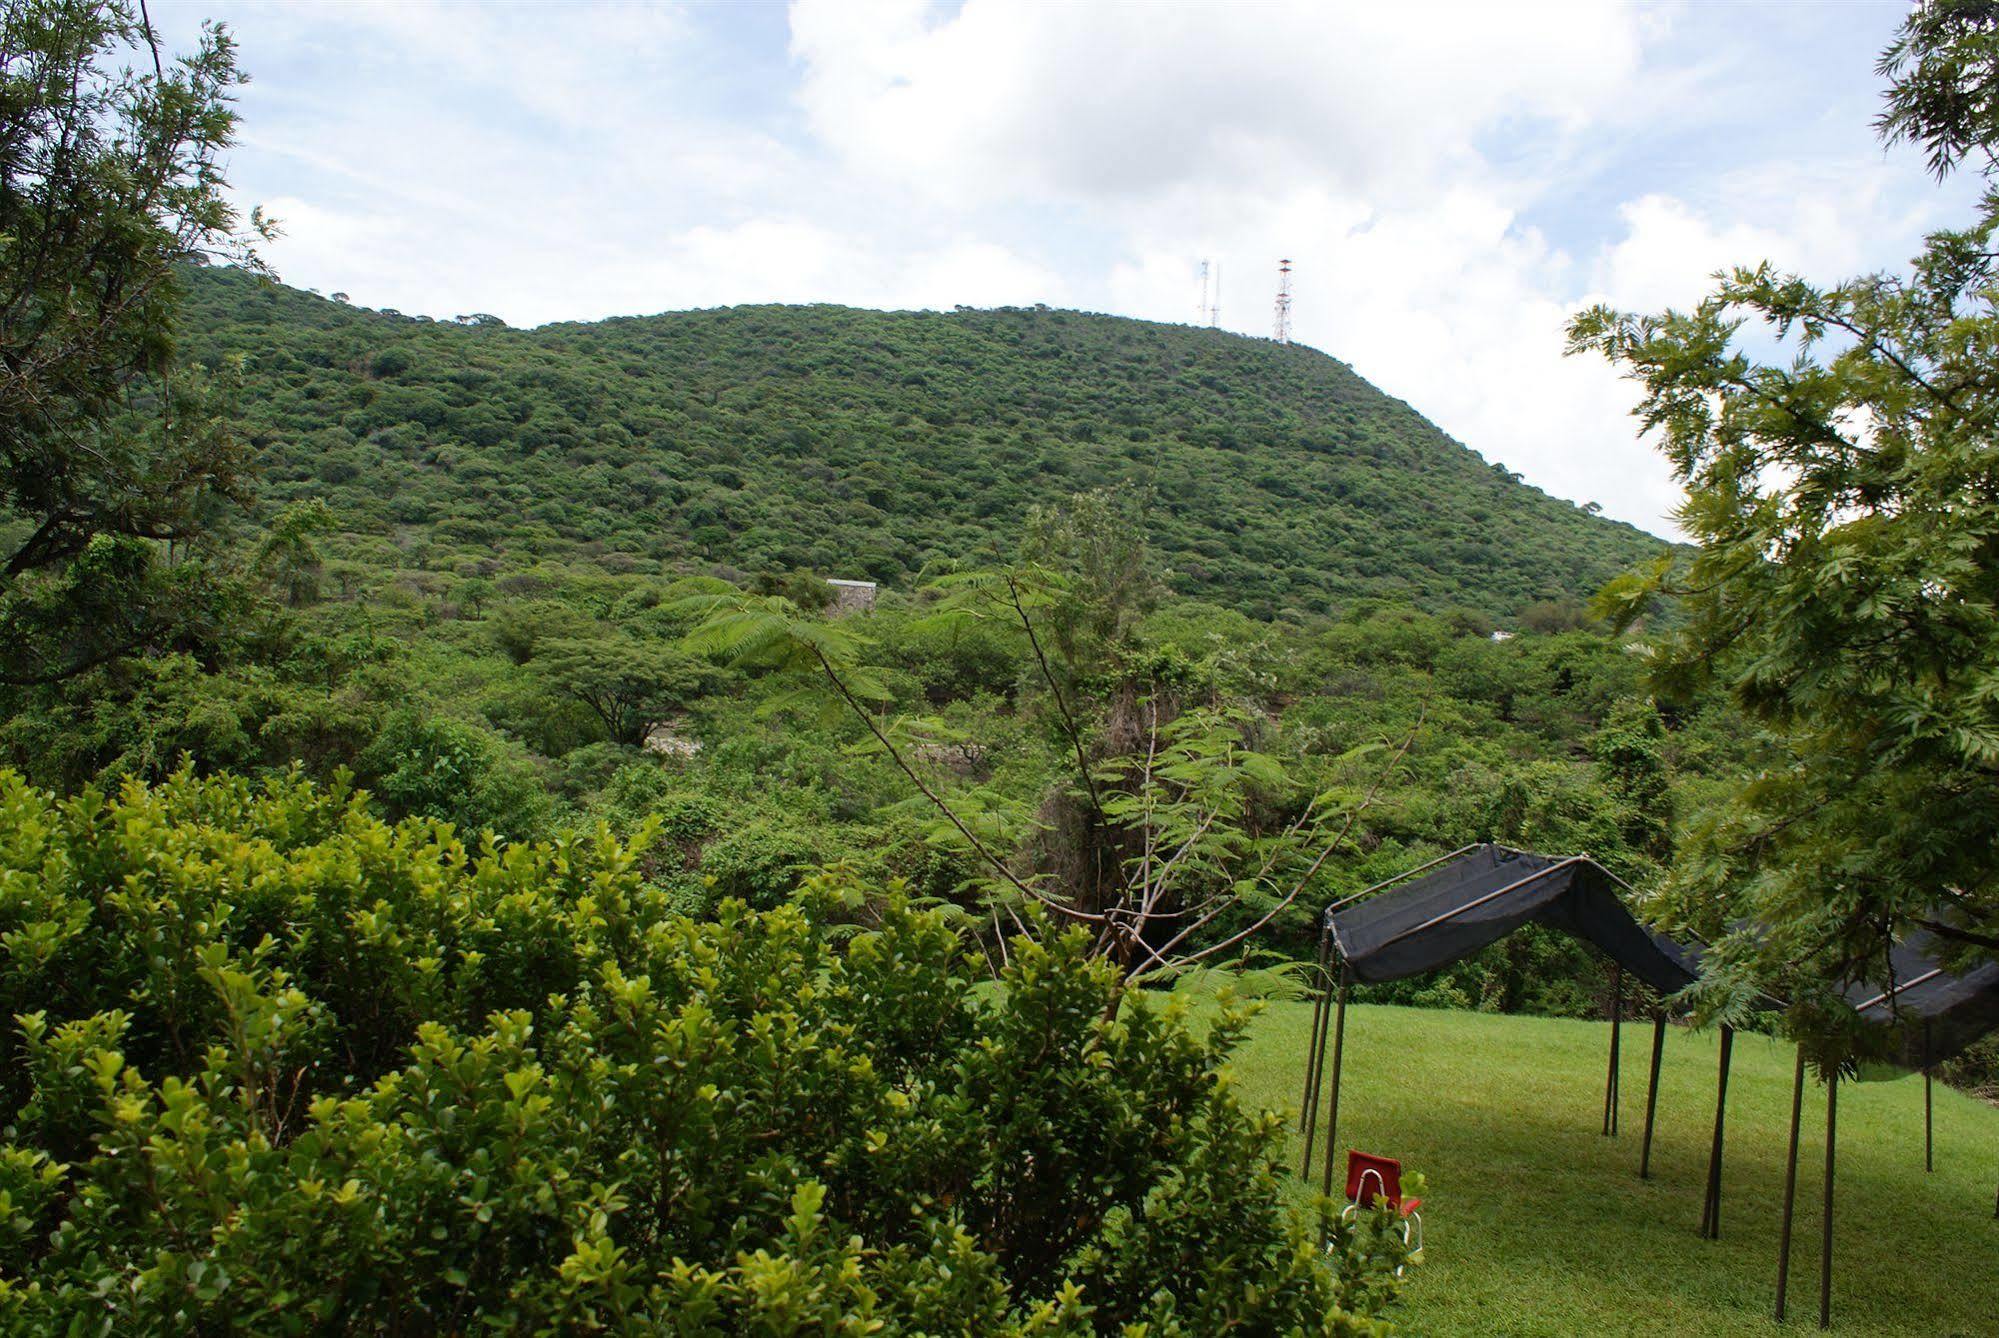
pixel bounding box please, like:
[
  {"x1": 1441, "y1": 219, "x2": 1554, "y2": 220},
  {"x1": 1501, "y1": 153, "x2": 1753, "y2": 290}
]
[{"x1": 1342, "y1": 1150, "x2": 1423, "y2": 1269}]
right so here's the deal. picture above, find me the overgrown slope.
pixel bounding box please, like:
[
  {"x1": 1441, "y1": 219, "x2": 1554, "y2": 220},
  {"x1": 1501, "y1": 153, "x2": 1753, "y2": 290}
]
[{"x1": 183, "y1": 266, "x2": 1661, "y2": 618}]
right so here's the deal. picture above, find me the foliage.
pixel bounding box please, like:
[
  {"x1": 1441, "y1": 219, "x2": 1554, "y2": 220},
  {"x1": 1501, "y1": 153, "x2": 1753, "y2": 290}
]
[
  {"x1": 0, "y1": 0, "x2": 268, "y2": 686},
  {"x1": 1875, "y1": 0, "x2": 1999, "y2": 180},
  {"x1": 1591, "y1": 698, "x2": 1672, "y2": 863},
  {"x1": 693, "y1": 815, "x2": 821, "y2": 910},
  {"x1": 683, "y1": 528, "x2": 1422, "y2": 980},
  {"x1": 0, "y1": 768, "x2": 1409, "y2": 1332},
  {"x1": 533, "y1": 634, "x2": 711, "y2": 747},
  {"x1": 1018, "y1": 485, "x2": 1159, "y2": 665},
  {"x1": 0, "y1": 523, "x2": 1739, "y2": 1029},
  {"x1": 254, "y1": 497, "x2": 335, "y2": 606},
  {"x1": 1568, "y1": 4, "x2": 1999, "y2": 1048},
  {"x1": 352, "y1": 706, "x2": 553, "y2": 835},
  {"x1": 174, "y1": 266, "x2": 1662, "y2": 623}
]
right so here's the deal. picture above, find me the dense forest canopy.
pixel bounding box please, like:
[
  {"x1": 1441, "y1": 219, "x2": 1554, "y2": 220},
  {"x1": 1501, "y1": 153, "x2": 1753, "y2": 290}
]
[{"x1": 177, "y1": 266, "x2": 1663, "y2": 622}]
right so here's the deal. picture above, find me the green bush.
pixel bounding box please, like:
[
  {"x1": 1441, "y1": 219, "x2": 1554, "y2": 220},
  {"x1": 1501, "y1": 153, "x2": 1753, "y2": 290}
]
[
  {"x1": 0, "y1": 769, "x2": 1408, "y2": 1332},
  {"x1": 697, "y1": 815, "x2": 823, "y2": 910},
  {"x1": 353, "y1": 707, "x2": 553, "y2": 837}
]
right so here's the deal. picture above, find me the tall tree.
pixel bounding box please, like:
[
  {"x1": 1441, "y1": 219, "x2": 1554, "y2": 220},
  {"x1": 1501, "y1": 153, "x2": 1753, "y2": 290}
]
[
  {"x1": 534, "y1": 635, "x2": 710, "y2": 748},
  {"x1": 1567, "y1": 0, "x2": 1999, "y2": 1046},
  {"x1": 0, "y1": 0, "x2": 265, "y2": 685}
]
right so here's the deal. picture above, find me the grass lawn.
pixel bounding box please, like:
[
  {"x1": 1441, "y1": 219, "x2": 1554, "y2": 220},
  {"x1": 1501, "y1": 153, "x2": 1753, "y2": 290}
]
[{"x1": 1225, "y1": 1000, "x2": 1999, "y2": 1336}]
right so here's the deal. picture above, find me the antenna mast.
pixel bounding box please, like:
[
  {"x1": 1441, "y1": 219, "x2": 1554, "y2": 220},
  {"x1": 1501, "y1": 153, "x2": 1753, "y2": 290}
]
[
  {"x1": 1198, "y1": 260, "x2": 1210, "y2": 326},
  {"x1": 1273, "y1": 258, "x2": 1293, "y2": 344},
  {"x1": 1211, "y1": 261, "x2": 1221, "y2": 327}
]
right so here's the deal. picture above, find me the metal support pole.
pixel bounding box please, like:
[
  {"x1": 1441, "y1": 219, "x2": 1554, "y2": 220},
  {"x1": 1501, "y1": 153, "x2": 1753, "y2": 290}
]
[
  {"x1": 1300, "y1": 930, "x2": 1332, "y2": 1132},
  {"x1": 1640, "y1": 1013, "x2": 1666, "y2": 1179},
  {"x1": 1603, "y1": 963, "x2": 1623, "y2": 1136},
  {"x1": 1774, "y1": 1047, "x2": 1806, "y2": 1323},
  {"x1": 1318, "y1": 969, "x2": 1352, "y2": 1202},
  {"x1": 1300, "y1": 942, "x2": 1336, "y2": 1177},
  {"x1": 1923, "y1": 1020, "x2": 1933, "y2": 1175},
  {"x1": 1303, "y1": 944, "x2": 1335, "y2": 1176},
  {"x1": 1819, "y1": 1073, "x2": 1838, "y2": 1330},
  {"x1": 1701, "y1": 1025, "x2": 1734, "y2": 1239}
]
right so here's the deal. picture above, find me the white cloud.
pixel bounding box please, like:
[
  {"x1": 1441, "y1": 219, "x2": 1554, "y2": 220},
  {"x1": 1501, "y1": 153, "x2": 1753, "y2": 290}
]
[
  {"x1": 790, "y1": 0, "x2": 1648, "y2": 204},
  {"x1": 781, "y1": 0, "x2": 1968, "y2": 537},
  {"x1": 1593, "y1": 194, "x2": 1794, "y2": 313},
  {"x1": 1588, "y1": 157, "x2": 1938, "y2": 316}
]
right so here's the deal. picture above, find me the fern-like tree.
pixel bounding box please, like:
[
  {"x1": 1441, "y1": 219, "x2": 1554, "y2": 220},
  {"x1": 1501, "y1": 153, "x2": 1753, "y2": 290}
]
[
  {"x1": 1566, "y1": 0, "x2": 1999, "y2": 1047},
  {"x1": 681, "y1": 535, "x2": 1407, "y2": 980}
]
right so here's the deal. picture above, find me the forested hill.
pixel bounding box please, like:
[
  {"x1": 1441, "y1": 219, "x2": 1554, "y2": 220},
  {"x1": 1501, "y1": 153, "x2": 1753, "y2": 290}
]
[{"x1": 183, "y1": 266, "x2": 1662, "y2": 618}]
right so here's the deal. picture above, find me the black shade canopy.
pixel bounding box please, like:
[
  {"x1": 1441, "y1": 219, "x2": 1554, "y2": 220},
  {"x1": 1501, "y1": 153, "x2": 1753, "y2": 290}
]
[
  {"x1": 1845, "y1": 931, "x2": 1999, "y2": 1067},
  {"x1": 1326, "y1": 844, "x2": 1699, "y2": 995}
]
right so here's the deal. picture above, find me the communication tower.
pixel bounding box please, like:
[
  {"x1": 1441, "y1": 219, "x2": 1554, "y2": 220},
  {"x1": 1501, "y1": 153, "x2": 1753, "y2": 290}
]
[{"x1": 1273, "y1": 258, "x2": 1293, "y2": 344}]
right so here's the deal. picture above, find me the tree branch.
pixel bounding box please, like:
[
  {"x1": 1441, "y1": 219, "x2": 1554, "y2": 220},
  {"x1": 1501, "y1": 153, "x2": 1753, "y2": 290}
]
[{"x1": 812, "y1": 646, "x2": 1102, "y2": 923}]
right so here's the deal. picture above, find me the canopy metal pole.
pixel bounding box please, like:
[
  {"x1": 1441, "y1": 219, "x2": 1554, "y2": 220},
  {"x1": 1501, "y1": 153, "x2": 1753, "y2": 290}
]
[
  {"x1": 1850, "y1": 967, "x2": 1946, "y2": 1012},
  {"x1": 1922, "y1": 1020, "x2": 1933, "y2": 1174},
  {"x1": 1774, "y1": 1047, "x2": 1806, "y2": 1323},
  {"x1": 1819, "y1": 1073, "x2": 1838, "y2": 1330},
  {"x1": 1640, "y1": 1013, "x2": 1666, "y2": 1178},
  {"x1": 1299, "y1": 938, "x2": 1336, "y2": 1177},
  {"x1": 1323, "y1": 843, "x2": 1483, "y2": 917},
  {"x1": 1318, "y1": 967, "x2": 1352, "y2": 1203},
  {"x1": 1300, "y1": 929, "x2": 1332, "y2": 1133},
  {"x1": 1700, "y1": 1025, "x2": 1734, "y2": 1239},
  {"x1": 1603, "y1": 963, "x2": 1623, "y2": 1136}
]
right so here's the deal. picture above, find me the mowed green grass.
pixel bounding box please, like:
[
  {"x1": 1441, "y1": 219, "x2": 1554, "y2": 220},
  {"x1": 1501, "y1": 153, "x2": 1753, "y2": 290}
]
[{"x1": 1224, "y1": 1001, "x2": 1999, "y2": 1336}]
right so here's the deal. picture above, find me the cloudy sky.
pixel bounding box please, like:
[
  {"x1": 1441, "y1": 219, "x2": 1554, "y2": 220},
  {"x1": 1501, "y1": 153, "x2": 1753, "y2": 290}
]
[{"x1": 151, "y1": 0, "x2": 1973, "y2": 538}]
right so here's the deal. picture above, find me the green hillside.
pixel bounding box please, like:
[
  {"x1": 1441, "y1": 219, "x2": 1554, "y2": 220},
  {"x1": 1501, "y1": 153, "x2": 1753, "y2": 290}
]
[{"x1": 181, "y1": 267, "x2": 1661, "y2": 618}]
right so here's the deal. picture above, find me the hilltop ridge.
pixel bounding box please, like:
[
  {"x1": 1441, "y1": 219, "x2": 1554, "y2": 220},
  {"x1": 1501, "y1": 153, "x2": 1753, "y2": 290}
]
[{"x1": 182, "y1": 267, "x2": 1661, "y2": 619}]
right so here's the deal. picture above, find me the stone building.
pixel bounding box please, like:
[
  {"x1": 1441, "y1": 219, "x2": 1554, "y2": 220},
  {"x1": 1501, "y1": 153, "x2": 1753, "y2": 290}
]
[{"x1": 825, "y1": 578, "x2": 878, "y2": 616}]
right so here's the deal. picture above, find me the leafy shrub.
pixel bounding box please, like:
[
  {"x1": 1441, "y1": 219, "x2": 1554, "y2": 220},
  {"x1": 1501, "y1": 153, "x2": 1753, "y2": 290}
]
[
  {"x1": 353, "y1": 707, "x2": 552, "y2": 836},
  {"x1": 697, "y1": 815, "x2": 823, "y2": 910},
  {"x1": 0, "y1": 769, "x2": 1408, "y2": 1332}
]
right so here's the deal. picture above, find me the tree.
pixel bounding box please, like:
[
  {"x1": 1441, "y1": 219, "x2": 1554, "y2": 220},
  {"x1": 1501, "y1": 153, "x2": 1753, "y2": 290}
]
[
  {"x1": 0, "y1": 0, "x2": 267, "y2": 685},
  {"x1": 253, "y1": 498, "x2": 333, "y2": 606},
  {"x1": 1019, "y1": 485, "x2": 1158, "y2": 667},
  {"x1": 1567, "y1": 1, "x2": 1999, "y2": 1046},
  {"x1": 1590, "y1": 698, "x2": 1672, "y2": 865},
  {"x1": 534, "y1": 635, "x2": 709, "y2": 747},
  {"x1": 681, "y1": 541, "x2": 1411, "y2": 980}
]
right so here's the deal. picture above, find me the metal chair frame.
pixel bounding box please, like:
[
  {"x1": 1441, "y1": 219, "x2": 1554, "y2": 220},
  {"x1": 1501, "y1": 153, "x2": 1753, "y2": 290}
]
[{"x1": 1338, "y1": 1154, "x2": 1423, "y2": 1273}]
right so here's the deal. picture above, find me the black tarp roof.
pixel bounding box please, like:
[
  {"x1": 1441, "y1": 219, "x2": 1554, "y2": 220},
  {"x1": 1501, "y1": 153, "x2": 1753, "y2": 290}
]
[
  {"x1": 1326, "y1": 843, "x2": 1700, "y2": 995},
  {"x1": 1845, "y1": 931, "x2": 1999, "y2": 1067}
]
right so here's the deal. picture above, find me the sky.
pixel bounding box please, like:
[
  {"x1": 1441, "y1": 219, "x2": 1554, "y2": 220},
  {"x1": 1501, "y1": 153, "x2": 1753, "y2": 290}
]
[{"x1": 149, "y1": 0, "x2": 1976, "y2": 539}]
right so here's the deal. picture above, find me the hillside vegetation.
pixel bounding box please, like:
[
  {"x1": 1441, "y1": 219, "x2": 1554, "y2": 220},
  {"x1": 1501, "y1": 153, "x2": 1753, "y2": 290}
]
[
  {"x1": 182, "y1": 267, "x2": 1661, "y2": 620},
  {"x1": 13, "y1": 4, "x2": 1999, "y2": 1332}
]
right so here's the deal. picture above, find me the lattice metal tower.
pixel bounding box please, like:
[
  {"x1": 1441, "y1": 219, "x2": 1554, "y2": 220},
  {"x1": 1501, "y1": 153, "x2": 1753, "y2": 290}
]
[
  {"x1": 1198, "y1": 260, "x2": 1210, "y2": 325},
  {"x1": 1273, "y1": 258, "x2": 1293, "y2": 344}
]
